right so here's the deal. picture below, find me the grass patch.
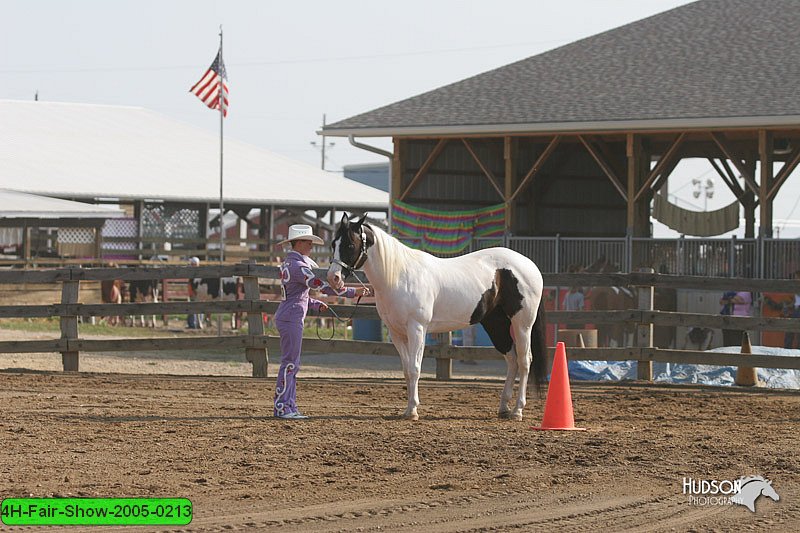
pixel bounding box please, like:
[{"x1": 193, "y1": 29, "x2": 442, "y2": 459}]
[{"x1": 0, "y1": 317, "x2": 355, "y2": 340}]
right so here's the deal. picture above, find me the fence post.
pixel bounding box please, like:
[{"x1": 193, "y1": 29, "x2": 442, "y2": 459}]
[
  {"x1": 242, "y1": 261, "x2": 268, "y2": 378},
  {"x1": 60, "y1": 275, "x2": 80, "y2": 372},
  {"x1": 635, "y1": 267, "x2": 654, "y2": 381},
  {"x1": 435, "y1": 331, "x2": 453, "y2": 380}
]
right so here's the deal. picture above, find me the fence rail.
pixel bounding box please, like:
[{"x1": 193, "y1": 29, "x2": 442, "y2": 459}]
[{"x1": 0, "y1": 266, "x2": 799, "y2": 380}]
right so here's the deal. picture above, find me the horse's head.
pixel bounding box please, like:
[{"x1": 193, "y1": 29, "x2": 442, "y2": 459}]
[
  {"x1": 761, "y1": 479, "x2": 780, "y2": 502},
  {"x1": 327, "y1": 213, "x2": 372, "y2": 290}
]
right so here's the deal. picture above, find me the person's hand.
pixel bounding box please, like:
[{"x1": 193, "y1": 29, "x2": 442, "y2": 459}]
[
  {"x1": 319, "y1": 302, "x2": 329, "y2": 312},
  {"x1": 356, "y1": 287, "x2": 371, "y2": 297}
]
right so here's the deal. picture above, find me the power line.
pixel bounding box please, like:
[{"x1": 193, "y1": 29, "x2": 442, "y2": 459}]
[{"x1": 0, "y1": 38, "x2": 567, "y2": 75}]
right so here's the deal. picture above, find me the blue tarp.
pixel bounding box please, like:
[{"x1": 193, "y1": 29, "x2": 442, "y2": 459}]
[{"x1": 567, "y1": 346, "x2": 800, "y2": 389}]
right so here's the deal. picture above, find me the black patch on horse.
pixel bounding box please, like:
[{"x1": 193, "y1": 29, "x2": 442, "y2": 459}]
[
  {"x1": 469, "y1": 268, "x2": 525, "y2": 354},
  {"x1": 129, "y1": 279, "x2": 158, "y2": 302},
  {"x1": 469, "y1": 282, "x2": 496, "y2": 325},
  {"x1": 482, "y1": 306, "x2": 514, "y2": 354},
  {"x1": 191, "y1": 278, "x2": 239, "y2": 298},
  {"x1": 496, "y1": 268, "x2": 524, "y2": 317}
]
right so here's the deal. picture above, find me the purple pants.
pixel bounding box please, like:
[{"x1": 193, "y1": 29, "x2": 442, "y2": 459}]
[{"x1": 274, "y1": 319, "x2": 303, "y2": 416}]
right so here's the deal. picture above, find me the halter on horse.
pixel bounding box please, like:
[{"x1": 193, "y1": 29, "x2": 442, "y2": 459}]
[{"x1": 327, "y1": 214, "x2": 547, "y2": 421}]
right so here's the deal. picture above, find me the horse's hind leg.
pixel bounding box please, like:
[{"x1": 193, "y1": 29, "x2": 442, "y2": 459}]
[
  {"x1": 510, "y1": 321, "x2": 533, "y2": 421},
  {"x1": 499, "y1": 352, "x2": 518, "y2": 418},
  {"x1": 402, "y1": 320, "x2": 426, "y2": 421},
  {"x1": 480, "y1": 307, "x2": 517, "y2": 419}
]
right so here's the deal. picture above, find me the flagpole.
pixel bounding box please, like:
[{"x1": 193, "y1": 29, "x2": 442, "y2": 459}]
[
  {"x1": 218, "y1": 25, "x2": 225, "y2": 266},
  {"x1": 217, "y1": 25, "x2": 225, "y2": 335}
]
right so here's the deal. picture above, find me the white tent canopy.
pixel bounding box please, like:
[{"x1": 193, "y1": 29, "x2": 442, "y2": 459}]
[
  {"x1": 0, "y1": 189, "x2": 124, "y2": 219},
  {"x1": 0, "y1": 100, "x2": 388, "y2": 210}
]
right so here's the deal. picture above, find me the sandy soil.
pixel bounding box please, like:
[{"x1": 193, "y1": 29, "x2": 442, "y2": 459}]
[{"x1": 1, "y1": 328, "x2": 799, "y2": 531}]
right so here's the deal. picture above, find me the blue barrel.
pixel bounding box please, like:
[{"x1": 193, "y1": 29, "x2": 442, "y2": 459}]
[{"x1": 353, "y1": 319, "x2": 382, "y2": 341}]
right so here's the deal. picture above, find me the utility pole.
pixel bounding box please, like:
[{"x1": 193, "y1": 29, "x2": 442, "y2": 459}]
[{"x1": 310, "y1": 113, "x2": 335, "y2": 170}]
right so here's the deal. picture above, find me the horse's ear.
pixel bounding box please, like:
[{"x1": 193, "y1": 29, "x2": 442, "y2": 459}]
[
  {"x1": 340, "y1": 213, "x2": 350, "y2": 226},
  {"x1": 352, "y1": 215, "x2": 365, "y2": 227}
]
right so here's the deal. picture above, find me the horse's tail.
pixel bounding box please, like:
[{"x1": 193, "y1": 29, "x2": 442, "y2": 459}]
[{"x1": 531, "y1": 295, "x2": 548, "y2": 396}]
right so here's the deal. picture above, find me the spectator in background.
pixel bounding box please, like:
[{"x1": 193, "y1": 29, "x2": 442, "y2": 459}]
[
  {"x1": 563, "y1": 285, "x2": 585, "y2": 329},
  {"x1": 783, "y1": 270, "x2": 800, "y2": 350},
  {"x1": 720, "y1": 290, "x2": 752, "y2": 346},
  {"x1": 187, "y1": 256, "x2": 203, "y2": 329},
  {"x1": 100, "y1": 262, "x2": 123, "y2": 326},
  {"x1": 563, "y1": 264, "x2": 585, "y2": 329}
]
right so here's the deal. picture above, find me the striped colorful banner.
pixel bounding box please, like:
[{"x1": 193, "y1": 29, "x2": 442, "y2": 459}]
[{"x1": 391, "y1": 200, "x2": 506, "y2": 254}]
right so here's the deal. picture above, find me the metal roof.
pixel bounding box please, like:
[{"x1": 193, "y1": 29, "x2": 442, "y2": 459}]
[
  {"x1": 0, "y1": 100, "x2": 388, "y2": 210},
  {"x1": 0, "y1": 189, "x2": 124, "y2": 219},
  {"x1": 323, "y1": 0, "x2": 800, "y2": 137}
]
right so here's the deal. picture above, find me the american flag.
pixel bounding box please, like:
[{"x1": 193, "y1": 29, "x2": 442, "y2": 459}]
[{"x1": 190, "y1": 48, "x2": 229, "y2": 117}]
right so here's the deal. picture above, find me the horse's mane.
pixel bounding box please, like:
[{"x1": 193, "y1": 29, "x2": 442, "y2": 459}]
[
  {"x1": 367, "y1": 224, "x2": 425, "y2": 289},
  {"x1": 739, "y1": 475, "x2": 768, "y2": 486}
]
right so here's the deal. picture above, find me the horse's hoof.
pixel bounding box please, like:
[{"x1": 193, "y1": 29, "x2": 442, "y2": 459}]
[
  {"x1": 510, "y1": 411, "x2": 523, "y2": 421},
  {"x1": 498, "y1": 410, "x2": 511, "y2": 419},
  {"x1": 402, "y1": 412, "x2": 419, "y2": 421}
]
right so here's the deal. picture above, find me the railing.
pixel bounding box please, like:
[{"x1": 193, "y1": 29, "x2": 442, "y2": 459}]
[
  {"x1": 472, "y1": 236, "x2": 800, "y2": 278},
  {"x1": 1, "y1": 266, "x2": 798, "y2": 381},
  {"x1": 8, "y1": 233, "x2": 798, "y2": 279}
]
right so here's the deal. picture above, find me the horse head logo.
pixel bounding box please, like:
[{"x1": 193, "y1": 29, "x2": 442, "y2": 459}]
[{"x1": 731, "y1": 476, "x2": 780, "y2": 513}]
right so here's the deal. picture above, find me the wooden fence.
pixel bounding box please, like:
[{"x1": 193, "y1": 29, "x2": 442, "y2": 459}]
[{"x1": 0, "y1": 265, "x2": 799, "y2": 381}]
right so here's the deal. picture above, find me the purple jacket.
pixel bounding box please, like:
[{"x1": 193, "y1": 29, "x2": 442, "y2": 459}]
[{"x1": 274, "y1": 251, "x2": 355, "y2": 322}]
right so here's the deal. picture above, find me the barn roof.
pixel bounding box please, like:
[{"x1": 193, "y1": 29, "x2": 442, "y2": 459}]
[
  {"x1": 0, "y1": 100, "x2": 388, "y2": 210},
  {"x1": 0, "y1": 189, "x2": 124, "y2": 220},
  {"x1": 323, "y1": 0, "x2": 800, "y2": 137}
]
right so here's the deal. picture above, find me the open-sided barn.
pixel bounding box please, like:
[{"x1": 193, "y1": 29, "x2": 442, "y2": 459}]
[{"x1": 323, "y1": 0, "x2": 800, "y2": 247}]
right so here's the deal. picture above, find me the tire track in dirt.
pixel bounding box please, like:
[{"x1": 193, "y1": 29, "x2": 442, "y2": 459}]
[{"x1": 86, "y1": 489, "x2": 717, "y2": 532}]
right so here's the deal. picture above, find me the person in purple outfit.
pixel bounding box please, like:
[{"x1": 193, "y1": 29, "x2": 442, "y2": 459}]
[{"x1": 273, "y1": 224, "x2": 369, "y2": 419}]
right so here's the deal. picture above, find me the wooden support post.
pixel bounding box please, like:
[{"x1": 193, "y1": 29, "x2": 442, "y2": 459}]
[
  {"x1": 758, "y1": 130, "x2": 774, "y2": 237},
  {"x1": 636, "y1": 267, "x2": 654, "y2": 381},
  {"x1": 391, "y1": 138, "x2": 403, "y2": 233},
  {"x1": 60, "y1": 277, "x2": 80, "y2": 372},
  {"x1": 435, "y1": 331, "x2": 453, "y2": 380},
  {"x1": 23, "y1": 224, "x2": 31, "y2": 266},
  {"x1": 242, "y1": 262, "x2": 268, "y2": 377},
  {"x1": 504, "y1": 136, "x2": 516, "y2": 231},
  {"x1": 743, "y1": 154, "x2": 757, "y2": 238},
  {"x1": 93, "y1": 226, "x2": 103, "y2": 264}
]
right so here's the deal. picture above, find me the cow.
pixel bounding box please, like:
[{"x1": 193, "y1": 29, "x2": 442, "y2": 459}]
[{"x1": 189, "y1": 277, "x2": 243, "y2": 329}]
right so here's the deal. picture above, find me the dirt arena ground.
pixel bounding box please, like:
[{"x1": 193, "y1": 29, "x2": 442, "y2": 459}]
[{"x1": 2, "y1": 364, "x2": 799, "y2": 532}]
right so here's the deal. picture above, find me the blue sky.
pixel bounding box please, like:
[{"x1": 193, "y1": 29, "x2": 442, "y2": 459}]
[{"x1": 3, "y1": 0, "x2": 799, "y2": 236}]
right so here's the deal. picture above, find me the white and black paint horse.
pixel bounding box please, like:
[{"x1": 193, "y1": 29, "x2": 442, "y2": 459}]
[
  {"x1": 127, "y1": 279, "x2": 162, "y2": 327},
  {"x1": 327, "y1": 215, "x2": 547, "y2": 421},
  {"x1": 190, "y1": 277, "x2": 243, "y2": 329}
]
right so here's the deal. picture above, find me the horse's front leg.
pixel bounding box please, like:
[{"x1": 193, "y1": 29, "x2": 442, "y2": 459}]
[
  {"x1": 387, "y1": 324, "x2": 410, "y2": 382},
  {"x1": 403, "y1": 321, "x2": 426, "y2": 421},
  {"x1": 499, "y1": 350, "x2": 518, "y2": 419}
]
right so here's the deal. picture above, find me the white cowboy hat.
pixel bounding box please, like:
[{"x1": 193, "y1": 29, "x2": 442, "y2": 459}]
[{"x1": 278, "y1": 224, "x2": 324, "y2": 246}]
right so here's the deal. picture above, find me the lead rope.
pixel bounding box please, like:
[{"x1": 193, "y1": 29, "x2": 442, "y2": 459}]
[{"x1": 315, "y1": 272, "x2": 372, "y2": 341}]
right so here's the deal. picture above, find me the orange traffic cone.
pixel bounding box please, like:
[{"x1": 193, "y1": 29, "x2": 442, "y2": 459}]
[
  {"x1": 735, "y1": 332, "x2": 759, "y2": 387},
  {"x1": 531, "y1": 342, "x2": 586, "y2": 431}
]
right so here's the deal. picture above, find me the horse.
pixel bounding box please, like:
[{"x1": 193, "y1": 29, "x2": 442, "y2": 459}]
[
  {"x1": 731, "y1": 476, "x2": 780, "y2": 512},
  {"x1": 127, "y1": 279, "x2": 161, "y2": 328},
  {"x1": 190, "y1": 277, "x2": 243, "y2": 329},
  {"x1": 100, "y1": 278, "x2": 124, "y2": 326},
  {"x1": 580, "y1": 257, "x2": 637, "y2": 347},
  {"x1": 326, "y1": 214, "x2": 547, "y2": 421}
]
